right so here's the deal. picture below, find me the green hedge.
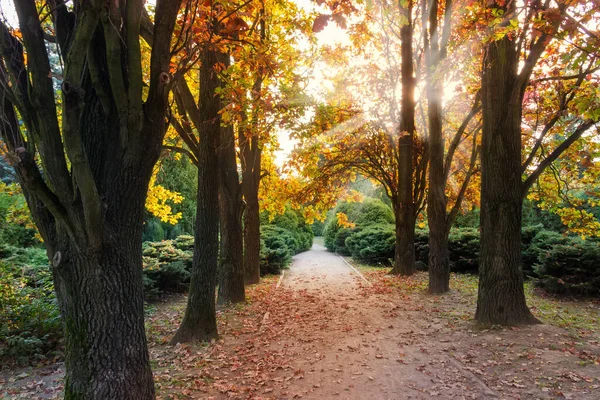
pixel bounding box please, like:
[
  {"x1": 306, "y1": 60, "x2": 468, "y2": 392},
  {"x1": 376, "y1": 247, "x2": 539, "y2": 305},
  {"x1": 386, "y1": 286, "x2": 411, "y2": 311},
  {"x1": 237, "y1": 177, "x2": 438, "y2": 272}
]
[
  {"x1": 142, "y1": 235, "x2": 194, "y2": 300},
  {"x1": 259, "y1": 207, "x2": 314, "y2": 275},
  {"x1": 260, "y1": 226, "x2": 294, "y2": 275},
  {"x1": 345, "y1": 224, "x2": 395, "y2": 265},
  {"x1": 533, "y1": 238, "x2": 600, "y2": 296},
  {"x1": 341, "y1": 222, "x2": 600, "y2": 296},
  {"x1": 324, "y1": 198, "x2": 394, "y2": 254}
]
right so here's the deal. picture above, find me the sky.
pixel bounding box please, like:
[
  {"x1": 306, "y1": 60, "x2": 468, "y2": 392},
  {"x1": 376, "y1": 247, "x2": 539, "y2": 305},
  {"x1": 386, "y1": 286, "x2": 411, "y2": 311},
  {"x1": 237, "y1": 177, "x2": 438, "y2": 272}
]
[{"x1": 0, "y1": 0, "x2": 17, "y2": 27}]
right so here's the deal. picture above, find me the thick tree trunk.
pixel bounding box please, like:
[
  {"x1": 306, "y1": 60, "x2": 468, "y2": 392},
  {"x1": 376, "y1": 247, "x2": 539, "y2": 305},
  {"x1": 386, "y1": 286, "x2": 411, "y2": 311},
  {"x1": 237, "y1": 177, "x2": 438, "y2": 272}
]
[
  {"x1": 241, "y1": 7, "x2": 265, "y2": 286},
  {"x1": 426, "y1": 104, "x2": 450, "y2": 293},
  {"x1": 1, "y1": 0, "x2": 181, "y2": 396},
  {"x1": 393, "y1": 0, "x2": 416, "y2": 276},
  {"x1": 51, "y1": 228, "x2": 154, "y2": 399},
  {"x1": 171, "y1": 46, "x2": 221, "y2": 343},
  {"x1": 427, "y1": 221, "x2": 450, "y2": 293},
  {"x1": 476, "y1": 34, "x2": 538, "y2": 325},
  {"x1": 217, "y1": 124, "x2": 245, "y2": 305}
]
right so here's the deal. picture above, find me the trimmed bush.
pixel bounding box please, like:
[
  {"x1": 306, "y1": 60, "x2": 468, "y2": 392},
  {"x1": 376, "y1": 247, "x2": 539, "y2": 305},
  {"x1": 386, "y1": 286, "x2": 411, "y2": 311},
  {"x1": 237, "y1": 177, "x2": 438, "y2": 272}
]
[
  {"x1": 141, "y1": 237, "x2": 193, "y2": 299},
  {"x1": 268, "y1": 208, "x2": 314, "y2": 253},
  {"x1": 259, "y1": 207, "x2": 314, "y2": 275},
  {"x1": 447, "y1": 228, "x2": 480, "y2": 273},
  {"x1": 345, "y1": 224, "x2": 395, "y2": 265},
  {"x1": 260, "y1": 225, "x2": 294, "y2": 275},
  {"x1": 534, "y1": 238, "x2": 600, "y2": 296},
  {"x1": 324, "y1": 198, "x2": 393, "y2": 254},
  {"x1": 312, "y1": 220, "x2": 325, "y2": 236},
  {"x1": 522, "y1": 229, "x2": 568, "y2": 277}
]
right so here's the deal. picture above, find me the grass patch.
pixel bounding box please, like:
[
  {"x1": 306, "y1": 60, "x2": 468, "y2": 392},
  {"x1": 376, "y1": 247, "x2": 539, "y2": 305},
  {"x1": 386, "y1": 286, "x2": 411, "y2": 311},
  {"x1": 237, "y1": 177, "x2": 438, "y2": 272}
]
[{"x1": 352, "y1": 260, "x2": 599, "y2": 341}]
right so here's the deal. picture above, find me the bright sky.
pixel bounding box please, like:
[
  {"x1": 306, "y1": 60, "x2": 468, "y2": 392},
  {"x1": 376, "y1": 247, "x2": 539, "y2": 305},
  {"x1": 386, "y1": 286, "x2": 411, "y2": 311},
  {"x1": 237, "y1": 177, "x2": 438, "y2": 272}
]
[
  {"x1": 0, "y1": 0, "x2": 17, "y2": 26},
  {"x1": 273, "y1": 0, "x2": 355, "y2": 167}
]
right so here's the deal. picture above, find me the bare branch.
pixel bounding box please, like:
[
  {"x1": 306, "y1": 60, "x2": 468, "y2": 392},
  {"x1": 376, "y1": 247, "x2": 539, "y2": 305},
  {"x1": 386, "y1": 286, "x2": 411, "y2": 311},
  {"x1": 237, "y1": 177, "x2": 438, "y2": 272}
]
[{"x1": 522, "y1": 120, "x2": 596, "y2": 197}]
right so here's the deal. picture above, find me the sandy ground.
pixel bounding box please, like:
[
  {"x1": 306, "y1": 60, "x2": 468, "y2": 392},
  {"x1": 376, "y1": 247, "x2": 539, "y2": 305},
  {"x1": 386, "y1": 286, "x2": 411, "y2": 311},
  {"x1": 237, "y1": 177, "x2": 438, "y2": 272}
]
[{"x1": 2, "y1": 241, "x2": 599, "y2": 399}]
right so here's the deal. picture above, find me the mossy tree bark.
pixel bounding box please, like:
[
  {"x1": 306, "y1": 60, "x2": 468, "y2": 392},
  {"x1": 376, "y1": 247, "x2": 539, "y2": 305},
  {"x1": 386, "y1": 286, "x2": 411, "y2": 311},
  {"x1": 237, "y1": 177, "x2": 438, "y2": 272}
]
[{"x1": 0, "y1": 0, "x2": 182, "y2": 397}]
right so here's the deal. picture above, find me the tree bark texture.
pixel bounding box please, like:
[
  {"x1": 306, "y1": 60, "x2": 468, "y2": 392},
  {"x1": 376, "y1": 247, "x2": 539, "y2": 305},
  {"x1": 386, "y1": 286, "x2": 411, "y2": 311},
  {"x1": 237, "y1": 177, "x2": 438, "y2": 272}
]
[
  {"x1": 0, "y1": 0, "x2": 181, "y2": 397},
  {"x1": 425, "y1": 0, "x2": 450, "y2": 294},
  {"x1": 392, "y1": 202, "x2": 416, "y2": 276},
  {"x1": 217, "y1": 123, "x2": 246, "y2": 305},
  {"x1": 394, "y1": 0, "x2": 416, "y2": 276},
  {"x1": 242, "y1": 146, "x2": 262, "y2": 285},
  {"x1": 476, "y1": 25, "x2": 538, "y2": 325},
  {"x1": 171, "y1": 45, "x2": 222, "y2": 343}
]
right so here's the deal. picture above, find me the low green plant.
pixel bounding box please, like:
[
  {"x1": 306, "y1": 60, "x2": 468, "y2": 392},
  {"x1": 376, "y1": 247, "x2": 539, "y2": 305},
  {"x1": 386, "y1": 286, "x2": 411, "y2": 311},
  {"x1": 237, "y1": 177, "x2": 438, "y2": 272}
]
[
  {"x1": 0, "y1": 254, "x2": 61, "y2": 363},
  {"x1": 534, "y1": 238, "x2": 600, "y2": 296},
  {"x1": 260, "y1": 225, "x2": 294, "y2": 275},
  {"x1": 345, "y1": 224, "x2": 395, "y2": 265}
]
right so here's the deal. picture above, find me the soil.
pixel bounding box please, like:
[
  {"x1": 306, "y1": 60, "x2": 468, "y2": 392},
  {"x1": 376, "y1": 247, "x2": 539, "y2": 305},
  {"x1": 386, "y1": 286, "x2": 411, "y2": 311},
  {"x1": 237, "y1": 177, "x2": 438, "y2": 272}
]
[{"x1": 1, "y1": 240, "x2": 599, "y2": 399}]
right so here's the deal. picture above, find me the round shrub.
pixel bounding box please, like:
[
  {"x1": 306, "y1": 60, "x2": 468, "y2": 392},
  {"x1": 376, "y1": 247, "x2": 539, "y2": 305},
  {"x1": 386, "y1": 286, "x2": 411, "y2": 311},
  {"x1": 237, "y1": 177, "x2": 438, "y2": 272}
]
[
  {"x1": 260, "y1": 225, "x2": 295, "y2": 275},
  {"x1": 323, "y1": 198, "x2": 393, "y2": 255},
  {"x1": 448, "y1": 228, "x2": 480, "y2": 273},
  {"x1": 522, "y1": 229, "x2": 569, "y2": 276},
  {"x1": 345, "y1": 224, "x2": 395, "y2": 265}
]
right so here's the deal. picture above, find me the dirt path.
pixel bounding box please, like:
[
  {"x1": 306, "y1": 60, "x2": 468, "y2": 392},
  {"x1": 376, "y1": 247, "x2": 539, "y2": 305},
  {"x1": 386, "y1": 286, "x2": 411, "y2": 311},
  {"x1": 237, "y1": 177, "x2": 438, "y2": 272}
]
[
  {"x1": 258, "y1": 242, "x2": 498, "y2": 399},
  {"x1": 219, "y1": 241, "x2": 599, "y2": 399},
  {"x1": 2, "y1": 241, "x2": 599, "y2": 399}
]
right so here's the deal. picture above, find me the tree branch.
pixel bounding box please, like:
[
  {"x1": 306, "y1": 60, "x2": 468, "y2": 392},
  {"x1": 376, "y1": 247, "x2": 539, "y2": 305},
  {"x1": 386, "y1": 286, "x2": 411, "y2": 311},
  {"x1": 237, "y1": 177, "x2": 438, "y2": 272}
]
[
  {"x1": 443, "y1": 92, "x2": 481, "y2": 182},
  {"x1": 163, "y1": 145, "x2": 199, "y2": 166},
  {"x1": 522, "y1": 120, "x2": 596, "y2": 197}
]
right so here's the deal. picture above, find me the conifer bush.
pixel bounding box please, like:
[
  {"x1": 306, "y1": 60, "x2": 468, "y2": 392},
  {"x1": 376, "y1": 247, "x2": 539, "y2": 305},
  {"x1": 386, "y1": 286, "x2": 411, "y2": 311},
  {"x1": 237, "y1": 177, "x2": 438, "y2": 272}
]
[{"x1": 534, "y1": 238, "x2": 600, "y2": 296}]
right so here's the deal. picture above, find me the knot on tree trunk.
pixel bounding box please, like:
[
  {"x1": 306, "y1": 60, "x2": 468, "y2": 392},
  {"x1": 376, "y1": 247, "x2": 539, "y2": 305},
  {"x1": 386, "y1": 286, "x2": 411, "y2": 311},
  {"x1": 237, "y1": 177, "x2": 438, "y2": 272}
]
[{"x1": 62, "y1": 81, "x2": 84, "y2": 106}]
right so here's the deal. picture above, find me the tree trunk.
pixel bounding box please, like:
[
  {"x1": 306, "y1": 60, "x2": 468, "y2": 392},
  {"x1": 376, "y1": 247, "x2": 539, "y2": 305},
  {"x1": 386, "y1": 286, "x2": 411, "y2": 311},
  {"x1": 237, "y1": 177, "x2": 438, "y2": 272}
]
[
  {"x1": 1, "y1": 0, "x2": 182, "y2": 396},
  {"x1": 171, "y1": 45, "x2": 221, "y2": 343},
  {"x1": 476, "y1": 33, "x2": 538, "y2": 325},
  {"x1": 425, "y1": 0, "x2": 450, "y2": 294},
  {"x1": 391, "y1": 202, "x2": 415, "y2": 275},
  {"x1": 241, "y1": 135, "x2": 262, "y2": 285},
  {"x1": 243, "y1": 181, "x2": 261, "y2": 284},
  {"x1": 51, "y1": 227, "x2": 154, "y2": 399},
  {"x1": 427, "y1": 221, "x2": 450, "y2": 293},
  {"x1": 426, "y1": 96, "x2": 450, "y2": 293},
  {"x1": 394, "y1": 0, "x2": 416, "y2": 276},
  {"x1": 217, "y1": 123, "x2": 245, "y2": 305}
]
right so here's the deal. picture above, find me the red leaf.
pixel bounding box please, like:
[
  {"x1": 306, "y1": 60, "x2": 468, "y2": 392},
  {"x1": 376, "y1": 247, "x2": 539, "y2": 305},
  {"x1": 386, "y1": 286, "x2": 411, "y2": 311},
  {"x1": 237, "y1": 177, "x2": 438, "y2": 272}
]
[
  {"x1": 331, "y1": 13, "x2": 347, "y2": 29},
  {"x1": 312, "y1": 14, "x2": 331, "y2": 33}
]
